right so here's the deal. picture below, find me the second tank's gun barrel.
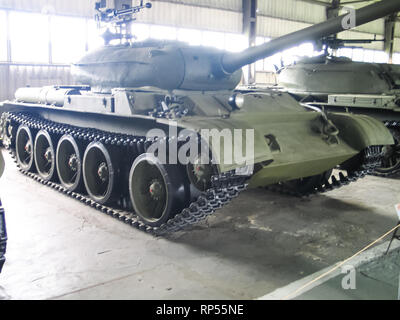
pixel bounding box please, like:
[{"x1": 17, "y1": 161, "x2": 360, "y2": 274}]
[{"x1": 221, "y1": 0, "x2": 400, "y2": 74}]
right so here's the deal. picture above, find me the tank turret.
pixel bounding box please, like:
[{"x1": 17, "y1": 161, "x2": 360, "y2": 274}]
[
  {"x1": 278, "y1": 55, "x2": 400, "y2": 96},
  {"x1": 72, "y1": 0, "x2": 400, "y2": 92},
  {"x1": 278, "y1": 52, "x2": 400, "y2": 176}
]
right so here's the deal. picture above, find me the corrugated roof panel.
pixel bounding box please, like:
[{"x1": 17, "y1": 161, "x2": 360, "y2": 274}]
[
  {"x1": 138, "y1": 1, "x2": 242, "y2": 33},
  {"x1": 351, "y1": 19, "x2": 385, "y2": 36},
  {"x1": 156, "y1": 0, "x2": 242, "y2": 12},
  {"x1": 258, "y1": 0, "x2": 326, "y2": 24},
  {"x1": 257, "y1": 16, "x2": 311, "y2": 39},
  {"x1": 0, "y1": 0, "x2": 94, "y2": 17},
  {"x1": 0, "y1": 1, "x2": 397, "y2": 54}
]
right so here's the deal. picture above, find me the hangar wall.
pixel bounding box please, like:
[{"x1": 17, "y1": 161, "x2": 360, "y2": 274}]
[
  {"x1": 0, "y1": 0, "x2": 396, "y2": 46},
  {"x1": 0, "y1": 0, "x2": 398, "y2": 101}
]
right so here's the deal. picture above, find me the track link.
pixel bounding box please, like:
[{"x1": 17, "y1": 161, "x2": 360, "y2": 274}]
[
  {"x1": 0, "y1": 200, "x2": 6, "y2": 273},
  {"x1": 267, "y1": 146, "x2": 384, "y2": 198},
  {"x1": 3, "y1": 112, "x2": 249, "y2": 236}
]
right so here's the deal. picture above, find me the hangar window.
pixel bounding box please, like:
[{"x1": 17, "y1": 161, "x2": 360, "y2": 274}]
[
  {"x1": 281, "y1": 44, "x2": 315, "y2": 66},
  {"x1": 87, "y1": 20, "x2": 104, "y2": 51},
  {"x1": 150, "y1": 25, "x2": 177, "y2": 40},
  {"x1": 202, "y1": 31, "x2": 225, "y2": 50},
  {"x1": 352, "y1": 48, "x2": 364, "y2": 62},
  {"x1": 225, "y1": 33, "x2": 247, "y2": 53},
  {"x1": 393, "y1": 53, "x2": 400, "y2": 65},
  {"x1": 363, "y1": 49, "x2": 375, "y2": 63},
  {"x1": 373, "y1": 51, "x2": 389, "y2": 63},
  {"x1": 298, "y1": 42, "x2": 315, "y2": 57},
  {"x1": 0, "y1": 10, "x2": 7, "y2": 61},
  {"x1": 9, "y1": 11, "x2": 49, "y2": 63},
  {"x1": 51, "y1": 16, "x2": 87, "y2": 64},
  {"x1": 177, "y1": 28, "x2": 201, "y2": 46},
  {"x1": 337, "y1": 47, "x2": 353, "y2": 60},
  {"x1": 256, "y1": 40, "x2": 317, "y2": 72},
  {"x1": 337, "y1": 48, "x2": 390, "y2": 64},
  {"x1": 132, "y1": 23, "x2": 151, "y2": 42},
  {"x1": 281, "y1": 47, "x2": 298, "y2": 66}
]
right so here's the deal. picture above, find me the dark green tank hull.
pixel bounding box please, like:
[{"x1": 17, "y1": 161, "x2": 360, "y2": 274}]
[{"x1": 278, "y1": 56, "x2": 400, "y2": 176}]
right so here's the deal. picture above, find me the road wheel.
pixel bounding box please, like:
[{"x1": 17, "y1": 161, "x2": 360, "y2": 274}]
[
  {"x1": 16, "y1": 125, "x2": 35, "y2": 172},
  {"x1": 129, "y1": 153, "x2": 189, "y2": 227},
  {"x1": 56, "y1": 135, "x2": 84, "y2": 192}
]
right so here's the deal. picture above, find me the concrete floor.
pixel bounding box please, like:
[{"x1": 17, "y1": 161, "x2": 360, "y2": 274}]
[
  {"x1": 0, "y1": 151, "x2": 399, "y2": 300},
  {"x1": 295, "y1": 248, "x2": 400, "y2": 300}
]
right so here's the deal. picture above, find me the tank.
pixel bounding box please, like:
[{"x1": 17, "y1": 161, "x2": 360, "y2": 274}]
[
  {"x1": 0, "y1": 150, "x2": 6, "y2": 273},
  {"x1": 0, "y1": 0, "x2": 399, "y2": 235},
  {"x1": 278, "y1": 53, "x2": 400, "y2": 176}
]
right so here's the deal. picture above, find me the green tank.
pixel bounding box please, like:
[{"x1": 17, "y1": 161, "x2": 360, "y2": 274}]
[
  {"x1": 0, "y1": 0, "x2": 398, "y2": 234},
  {"x1": 278, "y1": 54, "x2": 400, "y2": 176}
]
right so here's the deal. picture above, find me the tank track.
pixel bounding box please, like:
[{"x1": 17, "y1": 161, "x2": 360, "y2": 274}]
[
  {"x1": 266, "y1": 146, "x2": 384, "y2": 198},
  {"x1": 372, "y1": 120, "x2": 400, "y2": 178},
  {"x1": 0, "y1": 200, "x2": 6, "y2": 273},
  {"x1": 2, "y1": 112, "x2": 249, "y2": 236}
]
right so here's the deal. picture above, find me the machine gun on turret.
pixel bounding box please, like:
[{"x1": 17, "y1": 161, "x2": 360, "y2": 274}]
[
  {"x1": 317, "y1": 34, "x2": 385, "y2": 54},
  {"x1": 95, "y1": 0, "x2": 152, "y2": 45}
]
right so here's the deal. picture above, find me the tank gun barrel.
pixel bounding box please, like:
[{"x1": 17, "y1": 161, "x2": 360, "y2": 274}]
[{"x1": 221, "y1": 0, "x2": 400, "y2": 74}]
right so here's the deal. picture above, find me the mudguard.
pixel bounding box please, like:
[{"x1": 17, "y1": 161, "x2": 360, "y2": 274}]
[{"x1": 328, "y1": 112, "x2": 395, "y2": 150}]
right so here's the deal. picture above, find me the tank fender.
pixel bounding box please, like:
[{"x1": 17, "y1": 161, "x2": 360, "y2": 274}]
[{"x1": 327, "y1": 113, "x2": 394, "y2": 150}]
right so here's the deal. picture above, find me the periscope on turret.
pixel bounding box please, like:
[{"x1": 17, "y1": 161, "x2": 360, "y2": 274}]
[{"x1": 0, "y1": 0, "x2": 399, "y2": 233}]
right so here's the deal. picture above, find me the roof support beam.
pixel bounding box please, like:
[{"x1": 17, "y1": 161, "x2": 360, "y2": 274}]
[
  {"x1": 242, "y1": 0, "x2": 257, "y2": 84},
  {"x1": 326, "y1": 0, "x2": 341, "y2": 20},
  {"x1": 326, "y1": 0, "x2": 340, "y2": 55},
  {"x1": 384, "y1": 13, "x2": 397, "y2": 63}
]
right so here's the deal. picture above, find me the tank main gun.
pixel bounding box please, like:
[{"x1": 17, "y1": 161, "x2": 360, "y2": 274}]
[
  {"x1": 72, "y1": 0, "x2": 400, "y2": 92},
  {"x1": 221, "y1": 0, "x2": 400, "y2": 74}
]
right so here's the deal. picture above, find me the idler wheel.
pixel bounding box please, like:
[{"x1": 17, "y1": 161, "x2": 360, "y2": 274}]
[
  {"x1": 83, "y1": 142, "x2": 118, "y2": 204},
  {"x1": 1, "y1": 117, "x2": 15, "y2": 149},
  {"x1": 186, "y1": 156, "x2": 215, "y2": 192},
  {"x1": 16, "y1": 125, "x2": 35, "y2": 172},
  {"x1": 375, "y1": 129, "x2": 400, "y2": 175},
  {"x1": 34, "y1": 130, "x2": 58, "y2": 181},
  {"x1": 129, "y1": 154, "x2": 189, "y2": 227},
  {"x1": 56, "y1": 135, "x2": 84, "y2": 192}
]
